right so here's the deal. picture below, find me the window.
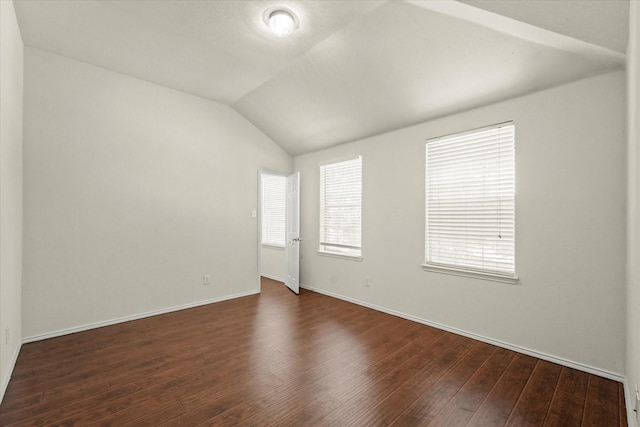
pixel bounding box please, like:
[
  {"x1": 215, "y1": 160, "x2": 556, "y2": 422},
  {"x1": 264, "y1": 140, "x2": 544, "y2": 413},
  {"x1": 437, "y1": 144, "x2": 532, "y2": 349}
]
[
  {"x1": 319, "y1": 156, "x2": 362, "y2": 258},
  {"x1": 261, "y1": 173, "x2": 286, "y2": 247},
  {"x1": 424, "y1": 122, "x2": 516, "y2": 283}
]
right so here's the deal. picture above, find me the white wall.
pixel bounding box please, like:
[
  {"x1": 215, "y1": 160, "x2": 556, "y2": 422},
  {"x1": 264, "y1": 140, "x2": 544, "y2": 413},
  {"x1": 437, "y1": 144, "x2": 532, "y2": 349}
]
[
  {"x1": 294, "y1": 70, "x2": 627, "y2": 375},
  {"x1": 0, "y1": 0, "x2": 24, "y2": 401},
  {"x1": 261, "y1": 246, "x2": 285, "y2": 282},
  {"x1": 627, "y1": 1, "x2": 640, "y2": 424},
  {"x1": 22, "y1": 48, "x2": 292, "y2": 339}
]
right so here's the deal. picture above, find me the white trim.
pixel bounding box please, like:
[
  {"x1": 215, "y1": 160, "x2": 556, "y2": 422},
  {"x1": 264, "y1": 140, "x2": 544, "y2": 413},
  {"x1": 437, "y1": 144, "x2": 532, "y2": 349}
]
[
  {"x1": 0, "y1": 342, "x2": 22, "y2": 404},
  {"x1": 624, "y1": 378, "x2": 637, "y2": 427},
  {"x1": 318, "y1": 153, "x2": 362, "y2": 167},
  {"x1": 260, "y1": 171, "x2": 287, "y2": 248},
  {"x1": 257, "y1": 169, "x2": 290, "y2": 294},
  {"x1": 422, "y1": 264, "x2": 519, "y2": 285},
  {"x1": 300, "y1": 283, "x2": 625, "y2": 382},
  {"x1": 319, "y1": 157, "x2": 363, "y2": 260},
  {"x1": 261, "y1": 244, "x2": 285, "y2": 250},
  {"x1": 318, "y1": 251, "x2": 363, "y2": 262},
  {"x1": 426, "y1": 120, "x2": 514, "y2": 144},
  {"x1": 22, "y1": 290, "x2": 258, "y2": 344},
  {"x1": 260, "y1": 274, "x2": 285, "y2": 283},
  {"x1": 257, "y1": 170, "x2": 264, "y2": 293}
]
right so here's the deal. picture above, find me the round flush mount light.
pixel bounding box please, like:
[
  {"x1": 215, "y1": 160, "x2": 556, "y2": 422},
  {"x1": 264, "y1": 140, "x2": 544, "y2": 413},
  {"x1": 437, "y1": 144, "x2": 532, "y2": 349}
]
[{"x1": 264, "y1": 8, "x2": 299, "y2": 37}]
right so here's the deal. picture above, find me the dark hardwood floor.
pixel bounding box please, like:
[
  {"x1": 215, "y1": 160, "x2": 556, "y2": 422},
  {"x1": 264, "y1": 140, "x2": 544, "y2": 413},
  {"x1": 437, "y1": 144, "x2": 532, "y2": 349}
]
[{"x1": 0, "y1": 277, "x2": 628, "y2": 426}]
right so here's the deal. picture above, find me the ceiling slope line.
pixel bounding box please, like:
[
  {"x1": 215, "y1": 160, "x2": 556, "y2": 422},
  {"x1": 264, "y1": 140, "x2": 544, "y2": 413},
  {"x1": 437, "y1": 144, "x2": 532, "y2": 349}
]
[
  {"x1": 407, "y1": 0, "x2": 625, "y2": 66},
  {"x1": 230, "y1": 0, "x2": 390, "y2": 108}
]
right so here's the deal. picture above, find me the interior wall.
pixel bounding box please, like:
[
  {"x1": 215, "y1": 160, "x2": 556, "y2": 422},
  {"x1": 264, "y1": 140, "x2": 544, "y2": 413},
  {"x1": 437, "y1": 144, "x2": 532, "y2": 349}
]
[
  {"x1": 261, "y1": 246, "x2": 285, "y2": 282},
  {"x1": 0, "y1": 0, "x2": 24, "y2": 401},
  {"x1": 294, "y1": 70, "x2": 627, "y2": 375},
  {"x1": 22, "y1": 47, "x2": 292, "y2": 339},
  {"x1": 627, "y1": 0, "x2": 640, "y2": 424}
]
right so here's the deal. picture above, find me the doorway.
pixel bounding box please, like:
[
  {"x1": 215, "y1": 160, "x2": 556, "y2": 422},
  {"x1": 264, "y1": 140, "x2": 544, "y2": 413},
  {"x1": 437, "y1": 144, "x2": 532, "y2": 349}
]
[{"x1": 257, "y1": 171, "x2": 300, "y2": 294}]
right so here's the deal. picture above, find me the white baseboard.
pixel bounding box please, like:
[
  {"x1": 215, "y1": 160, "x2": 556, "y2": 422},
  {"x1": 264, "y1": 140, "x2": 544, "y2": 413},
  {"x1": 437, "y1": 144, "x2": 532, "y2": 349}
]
[
  {"x1": 300, "y1": 283, "x2": 625, "y2": 383},
  {"x1": 0, "y1": 341, "x2": 22, "y2": 404},
  {"x1": 260, "y1": 274, "x2": 285, "y2": 283},
  {"x1": 624, "y1": 379, "x2": 637, "y2": 427},
  {"x1": 22, "y1": 290, "x2": 259, "y2": 344},
  {"x1": 10, "y1": 283, "x2": 633, "y2": 421}
]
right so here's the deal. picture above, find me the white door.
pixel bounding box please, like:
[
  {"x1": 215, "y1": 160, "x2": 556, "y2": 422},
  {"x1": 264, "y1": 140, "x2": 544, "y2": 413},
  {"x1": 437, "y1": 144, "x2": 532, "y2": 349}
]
[{"x1": 285, "y1": 172, "x2": 300, "y2": 294}]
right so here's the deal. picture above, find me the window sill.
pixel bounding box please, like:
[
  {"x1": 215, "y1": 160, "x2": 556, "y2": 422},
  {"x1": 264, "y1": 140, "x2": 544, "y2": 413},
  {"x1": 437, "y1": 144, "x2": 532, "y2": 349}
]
[
  {"x1": 318, "y1": 251, "x2": 363, "y2": 262},
  {"x1": 421, "y1": 264, "x2": 519, "y2": 285},
  {"x1": 261, "y1": 244, "x2": 285, "y2": 251}
]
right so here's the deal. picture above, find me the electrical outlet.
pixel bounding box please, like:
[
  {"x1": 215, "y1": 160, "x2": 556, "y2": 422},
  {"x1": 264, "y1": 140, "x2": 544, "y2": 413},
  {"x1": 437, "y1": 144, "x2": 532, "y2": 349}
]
[
  {"x1": 364, "y1": 276, "x2": 370, "y2": 287},
  {"x1": 5, "y1": 327, "x2": 9, "y2": 345},
  {"x1": 203, "y1": 275, "x2": 211, "y2": 285}
]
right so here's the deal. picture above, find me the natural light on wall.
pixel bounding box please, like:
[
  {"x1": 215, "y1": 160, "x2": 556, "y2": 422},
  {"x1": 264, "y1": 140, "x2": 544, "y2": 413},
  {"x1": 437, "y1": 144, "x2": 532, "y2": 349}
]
[
  {"x1": 424, "y1": 122, "x2": 517, "y2": 284},
  {"x1": 262, "y1": 173, "x2": 286, "y2": 247},
  {"x1": 319, "y1": 156, "x2": 362, "y2": 258}
]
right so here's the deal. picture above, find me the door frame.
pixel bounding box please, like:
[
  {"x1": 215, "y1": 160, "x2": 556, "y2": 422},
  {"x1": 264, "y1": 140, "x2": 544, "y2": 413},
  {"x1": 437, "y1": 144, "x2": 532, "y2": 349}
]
[
  {"x1": 257, "y1": 170, "x2": 289, "y2": 293},
  {"x1": 284, "y1": 171, "x2": 300, "y2": 294}
]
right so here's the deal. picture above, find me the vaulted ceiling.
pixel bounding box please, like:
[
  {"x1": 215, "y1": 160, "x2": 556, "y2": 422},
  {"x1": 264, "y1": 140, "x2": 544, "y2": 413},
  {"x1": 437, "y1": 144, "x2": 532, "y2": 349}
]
[{"x1": 13, "y1": 0, "x2": 629, "y2": 155}]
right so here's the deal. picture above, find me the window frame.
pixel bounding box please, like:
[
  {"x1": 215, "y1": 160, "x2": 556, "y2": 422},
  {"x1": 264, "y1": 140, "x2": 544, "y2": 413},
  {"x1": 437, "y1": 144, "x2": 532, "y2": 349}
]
[
  {"x1": 422, "y1": 122, "x2": 518, "y2": 285},
  {"x1": 260, "y1": 172, "x2": 286, "y2": 249},
  {"x1": 318, "y1": 155, "x2": 363, "y2": 261}
]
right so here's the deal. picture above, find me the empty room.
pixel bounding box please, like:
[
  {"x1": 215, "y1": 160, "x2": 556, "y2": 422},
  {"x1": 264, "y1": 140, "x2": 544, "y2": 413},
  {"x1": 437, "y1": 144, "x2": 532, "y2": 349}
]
[{"x1": 1, "y1": 0, "x2": 639, "y2": 425}]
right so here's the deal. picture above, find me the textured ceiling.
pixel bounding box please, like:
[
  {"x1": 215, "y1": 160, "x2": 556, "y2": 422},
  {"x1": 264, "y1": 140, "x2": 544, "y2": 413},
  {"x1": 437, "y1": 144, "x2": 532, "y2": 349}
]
[
  {"x1": 13, "y1": 0, "x2": 628, "y2": 156},
  {"x1": 13, "y1": 0, "x2": 385, "y2": 104},
  {"x1": 460, "y1": 0, "x2": 629, "y2": 54}
]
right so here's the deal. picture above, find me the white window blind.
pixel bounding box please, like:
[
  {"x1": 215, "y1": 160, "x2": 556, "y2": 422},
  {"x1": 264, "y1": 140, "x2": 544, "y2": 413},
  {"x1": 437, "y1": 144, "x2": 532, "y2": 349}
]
[
  {"x1": 425, "y1": 122, "x2": 515, "y2": 278},
  {"x1": 320, "y1": 156, "x2": 362, "y2": 257},
  {"x1": 261, "y1": 173, "x2": 286, "y2": 247}
]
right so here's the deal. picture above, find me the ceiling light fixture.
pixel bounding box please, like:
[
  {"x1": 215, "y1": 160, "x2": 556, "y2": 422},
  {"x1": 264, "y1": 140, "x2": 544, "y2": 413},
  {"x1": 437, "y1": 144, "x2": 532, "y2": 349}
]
[{"x1": 265, "y1": 9, "x2": 298, "y2": 37}]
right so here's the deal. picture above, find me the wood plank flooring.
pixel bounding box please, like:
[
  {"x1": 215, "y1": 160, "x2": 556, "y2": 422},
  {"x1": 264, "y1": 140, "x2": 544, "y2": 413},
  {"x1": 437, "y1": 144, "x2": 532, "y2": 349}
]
[{"x1": 0, "y1": 277, "x2": 628, "y2": 426}]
